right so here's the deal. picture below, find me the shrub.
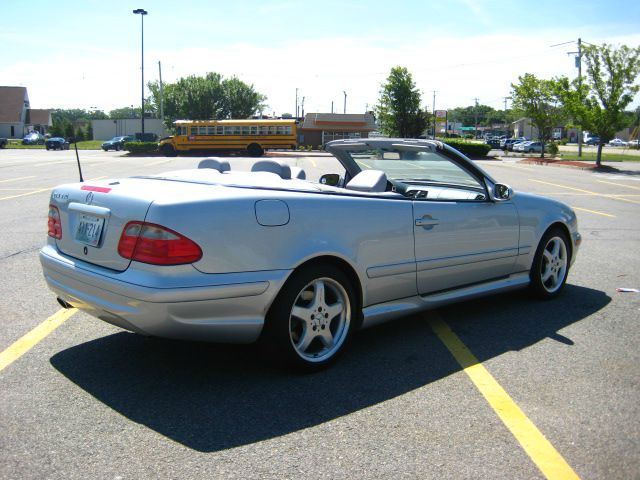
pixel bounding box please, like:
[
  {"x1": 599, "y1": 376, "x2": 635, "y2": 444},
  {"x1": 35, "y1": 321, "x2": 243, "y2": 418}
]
[
  {"x1": 547, "y1": 142, "x2": 559, "y2": 156},
  {"x1": 124, "y1": 141, "x2": 158, "y2": 154},
  {"x1": 441, "y1": 139, "x2": 492, "y2": 157}
]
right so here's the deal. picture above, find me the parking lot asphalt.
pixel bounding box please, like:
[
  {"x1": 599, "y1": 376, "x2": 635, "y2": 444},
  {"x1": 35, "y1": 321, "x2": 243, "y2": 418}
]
[{"x1": 0, "y1": 149, "x2": 639, "y2": 479}]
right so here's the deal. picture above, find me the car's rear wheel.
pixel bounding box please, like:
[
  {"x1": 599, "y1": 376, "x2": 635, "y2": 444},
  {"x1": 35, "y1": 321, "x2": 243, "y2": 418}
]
[
  {"x1": 529, "y1": 227, "x2": 570, "y2": 299},
  {"x1": 262, "y1": 265, "x2": 356, "y2": 372}
]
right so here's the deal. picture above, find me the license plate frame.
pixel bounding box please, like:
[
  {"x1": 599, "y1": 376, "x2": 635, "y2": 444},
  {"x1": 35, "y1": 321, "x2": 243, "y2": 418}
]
[{"x1": 75, "y1": 214, "x2": 105, "y2": 247}]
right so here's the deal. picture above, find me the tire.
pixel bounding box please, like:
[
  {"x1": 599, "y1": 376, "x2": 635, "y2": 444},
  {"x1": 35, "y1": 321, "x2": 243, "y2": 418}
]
[
  {"x1": 529, "y1": 227, "x2": 570, "y2": 299},
  {"x1": 262, "y1": 265, "x2": 357, "y2": 372},
  {"x1": 247, "y1": 143, "x2": 264, "y2": 157},
  {"x1": 115, "y1": 144, "x2": 121, "y2": 151},
  {"x1": 161, "y1": 144, "x2": 177, "y2": 157},
  {"x1": 102, "y1": 147, "x2": 108, "y2": 151}
]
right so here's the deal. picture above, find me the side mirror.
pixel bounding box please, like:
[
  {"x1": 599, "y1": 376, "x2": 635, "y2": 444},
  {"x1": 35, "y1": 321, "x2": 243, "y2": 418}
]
[
  {"x1": 493, "y1": 183, "x2": 513, "y2": 201},
  {"x1": 319, "y1": 173, "x2": 341, "y2": 187}
]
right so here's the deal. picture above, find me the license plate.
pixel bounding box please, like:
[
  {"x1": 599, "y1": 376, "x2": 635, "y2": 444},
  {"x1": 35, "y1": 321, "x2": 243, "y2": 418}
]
[{"x1": 75, "y1": 214, "x2": 105, "y2": 247}]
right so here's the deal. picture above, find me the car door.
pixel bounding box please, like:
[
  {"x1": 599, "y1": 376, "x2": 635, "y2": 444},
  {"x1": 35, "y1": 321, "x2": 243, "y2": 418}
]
[{"x1": 411, "y1": 160, "x2": 519, "y2": 295}]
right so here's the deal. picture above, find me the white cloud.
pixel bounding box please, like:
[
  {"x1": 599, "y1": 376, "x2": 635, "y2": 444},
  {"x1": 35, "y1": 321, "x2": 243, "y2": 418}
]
[{"x1": 3, "y1": 29, "x2": 638, "y2": 115}]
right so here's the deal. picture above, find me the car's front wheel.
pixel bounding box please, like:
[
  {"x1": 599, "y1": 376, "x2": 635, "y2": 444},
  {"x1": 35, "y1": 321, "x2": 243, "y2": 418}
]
[
  {"x1": 263, "y1": 265, "x2": 356, "y2": 371},
  {"x1": 529, "y1": 227, "x2": 570, "y2": 299}
]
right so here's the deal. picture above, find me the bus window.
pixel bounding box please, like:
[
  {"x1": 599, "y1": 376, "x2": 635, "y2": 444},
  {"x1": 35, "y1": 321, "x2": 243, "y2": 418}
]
[
  {"x1": 250, "y1": 126, "x2": 257, "y2": 135},
  {"x1": 242, "y1": 126, "x2": 250, "y2": 135},
  {"x1": 233, "y1": 126, "x2": 241, "y2": 135},
  {"x1": 207, "y1": 126, "x2": 216, "y2": 135},
  {"x1": 276, "y1": 126, "x2": 284, "y2": 135},
  {"x1": 223, "y1": 126, "x2": 233, "y2": 135},
  {"x1": 216, "y1": 126, "x2": 223, "y2": 135},
  {"x1": 285, "y1": 126, "x2": 292, "y2": 135}
]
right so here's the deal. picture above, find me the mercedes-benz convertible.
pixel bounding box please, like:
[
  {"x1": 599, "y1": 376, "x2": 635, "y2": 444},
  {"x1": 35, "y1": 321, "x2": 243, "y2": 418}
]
[{"x1": 40, "y1": 138, "x2": 580, "y2": 370}]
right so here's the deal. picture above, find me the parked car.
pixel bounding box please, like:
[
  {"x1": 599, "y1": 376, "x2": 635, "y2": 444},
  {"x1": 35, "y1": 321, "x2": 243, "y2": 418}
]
[
  {"x1": 628, "y1": 139, "x2": 639, "y2": 147},
  {"x1": 40, "y1": 138, "x2": 580, "y2": 371},
  {"x1": 485, "y1": 137, "x2": 501, "y2": 148},
  {"x1": 101, "y1": 136, "x2": 134, "y2": 151},
  {"x1": 514, "y1": 141, "x2": 533, "y2": 152},
  {"x1": 507, "y1": 138, "x2": 528, "y2": 151},
  {"x1": 45, "y1": 137, "x2": 70, "y2": 150},
  {"x1": 585, "y1": 136, "x2": 600, "y2": 145},
  {"x1": 22, "y1": 132, "x2": 45, "y2": 145},
  {"x1": 522, "y1": 141, "x2": 544, "y2": 153},
  {"x1": 501, "y1": 139, "x2": 519, "y2": 151},
  {"x1": 0, "y1": 138, "x2": 7, "y2": 148},
  {"x1": 608, "y1": 138, "x2": 628, "y2": 147}
]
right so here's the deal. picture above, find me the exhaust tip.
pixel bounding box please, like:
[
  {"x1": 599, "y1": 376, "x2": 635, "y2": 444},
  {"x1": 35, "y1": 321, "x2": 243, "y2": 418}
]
[{"x1": 57, "y1": 297, "x2": 72, "y2": 309}]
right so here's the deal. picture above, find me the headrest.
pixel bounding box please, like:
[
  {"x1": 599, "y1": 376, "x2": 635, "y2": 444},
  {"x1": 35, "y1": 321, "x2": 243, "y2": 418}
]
[
  {"x1": 198, "y1": 158, "x2": 230, "y2": 172},
  {"x1": 251, "y1": 160, "x2": 292, "y2": 179},
  {"x1": 346, "y1": 170, "x2": 388, "y2": 192}
]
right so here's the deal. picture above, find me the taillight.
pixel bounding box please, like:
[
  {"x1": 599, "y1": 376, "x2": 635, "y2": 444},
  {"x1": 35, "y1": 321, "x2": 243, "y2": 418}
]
[
  {"x1": 48, "y1": 205, "x2": 62, "y2": 239},
  {"x1": 118, "y1": 221, "x2": 202, "y2": 265}
]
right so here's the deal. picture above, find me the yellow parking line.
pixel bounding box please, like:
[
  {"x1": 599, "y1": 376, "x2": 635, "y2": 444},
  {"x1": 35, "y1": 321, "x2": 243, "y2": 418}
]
[
  {"x1": 0, "y1": 309, "x2": 77, "y2": 373},
  {"x1": 570, "y1": 206, "x2": 616, "y2": 218},
  {"x1": 431, "y1": 315, "x2": 580, "y2": 480},
  {"x1": 0, "y1": 177, "x2": 106, "y2": 201},
  {"x1": 34, "y1": 160, "x2": 75, "y2": 167},
  {"x1": 529, "y1": 179, "x2": 640, "y2": 205},
  {"x1": 0, "y1": 187, "x2": 52, "y2": 201},
  {"x1": 144, "y1": 159, "x2": 172, "y2": 167},
  {"x1": 0, "y1": 176, "x2": 35, "y2": 183},
  {"x1": 597, "y1": 180, "x2": 640, "y2": 191}
]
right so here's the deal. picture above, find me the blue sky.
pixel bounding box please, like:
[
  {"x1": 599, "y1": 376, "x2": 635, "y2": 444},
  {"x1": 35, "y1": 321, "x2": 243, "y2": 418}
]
[{"x1": 2, "y1": 0, "x2": 639, "y2": 115}]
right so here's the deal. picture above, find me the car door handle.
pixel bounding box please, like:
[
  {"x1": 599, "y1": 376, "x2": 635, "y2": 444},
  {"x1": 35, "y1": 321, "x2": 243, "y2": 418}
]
[{"x1": 415, "y1": 216, "x2": 439, "y2": 227}]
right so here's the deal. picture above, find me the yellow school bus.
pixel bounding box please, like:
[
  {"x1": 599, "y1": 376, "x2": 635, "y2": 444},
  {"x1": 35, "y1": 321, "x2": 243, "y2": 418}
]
[{"x1": 158, "y1": 119, "x2": 297, "y2": 157}]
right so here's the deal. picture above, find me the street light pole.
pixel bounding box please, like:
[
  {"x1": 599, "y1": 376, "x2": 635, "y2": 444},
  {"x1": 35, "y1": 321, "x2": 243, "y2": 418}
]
[
  {"x1": 343, "y1": 91, "x2": 347, "y2": 114},
  {"x1": 133, "y1": 8, "x2": 148, "y2": 139}
]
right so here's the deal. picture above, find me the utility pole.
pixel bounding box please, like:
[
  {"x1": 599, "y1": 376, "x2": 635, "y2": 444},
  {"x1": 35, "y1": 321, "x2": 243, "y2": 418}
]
[
  {"x1": 474, "y1": 98, "x2": 479, "y2": 139},
  {"x1": 503, "y1": 96, "x2": 510, "y2": 135},
  {"x1": 577, "y1": 38, "x2": 583, "y2": 157},
  {"x1": 562, "y1": 38, "x2": 587, "y2": 156},
  {"x1": 301, "y1": 97, "x2": 305, "y2": 119},
  {"x1": 331, "y1": 101, "x2": 334, "y2": 114},
  {"x1": 343, "y1": 91, "x2": 347, "y2": 114},
  {"x1": 158, "y1": 61, "x2": 164, "y2": 126},
  {"x1": 432, "y1": 90, "x2": 437, "y2": 137},
  {"x1": 295, "y1": 88, "x2": 298, "y2": 118}
]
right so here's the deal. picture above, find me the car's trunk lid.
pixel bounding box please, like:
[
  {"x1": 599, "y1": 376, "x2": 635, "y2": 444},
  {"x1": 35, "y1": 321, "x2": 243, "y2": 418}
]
[{"x1": 51, "y1": 178, "x2": 178, "y2": 272}]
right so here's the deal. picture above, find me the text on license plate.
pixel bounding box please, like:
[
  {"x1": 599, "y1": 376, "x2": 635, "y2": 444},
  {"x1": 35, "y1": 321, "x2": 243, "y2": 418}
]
[{"x1": 75, "y1": 214, "x2": 105, "y2": 247}]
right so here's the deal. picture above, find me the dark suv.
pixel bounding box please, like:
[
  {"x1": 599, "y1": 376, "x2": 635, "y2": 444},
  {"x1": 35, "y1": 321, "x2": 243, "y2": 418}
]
[{"x1": 585, "y1": 136, "x2": 600, "y2": 145}]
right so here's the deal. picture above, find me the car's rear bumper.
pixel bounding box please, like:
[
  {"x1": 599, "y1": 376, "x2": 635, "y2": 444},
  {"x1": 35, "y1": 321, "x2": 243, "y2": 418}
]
[{"x1": 40, "y1": 244, "x2": 291, "y2": 343}]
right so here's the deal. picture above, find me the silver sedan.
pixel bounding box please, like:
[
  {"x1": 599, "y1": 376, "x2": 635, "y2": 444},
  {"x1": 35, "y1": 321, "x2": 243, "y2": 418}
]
[{"x1": 40, "y1": 138, "x2": 580, "y2": 371}]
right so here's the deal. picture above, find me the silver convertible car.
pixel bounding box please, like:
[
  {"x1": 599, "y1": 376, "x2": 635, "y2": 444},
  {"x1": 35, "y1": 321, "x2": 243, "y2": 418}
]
[{"x1": 41, "y1": 138, "x2": 580, "y2": 371}]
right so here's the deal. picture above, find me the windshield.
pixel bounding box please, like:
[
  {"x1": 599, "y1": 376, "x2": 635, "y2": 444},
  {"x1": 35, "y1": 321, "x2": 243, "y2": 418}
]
[{"x1": 348, "y1": 147, "x2": 482, "y2": 188}]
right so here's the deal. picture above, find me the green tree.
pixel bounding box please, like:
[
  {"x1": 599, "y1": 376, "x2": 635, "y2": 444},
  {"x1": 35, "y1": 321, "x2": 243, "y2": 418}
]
[
  {"x1": 511, "y1": 74, "x2": 565, "y2": 158},
  {"x1": 64, "y1": 121, "x2": 75, "y2": 140},
  {"x1": 75, "y1": 127, "x2": 85, "y2": 141},
  {"x1": 86, "y1": 123, "x2": 94, "y2": 140},
  {"x1": 222, "y1": 77, "x2": 268, "y2": 119},
  {"x1": 375, "y1": 66, "x2": 427, "y2": 138},
  {"x1": 148, "y1": 72, "x2": 267, "y2": 128},
  {"x1": 109, "y1": 106, "x2": 138, "y2": 119},
  {"x1": 555, "y1": 43, "x2": 640, "y2": 165}
]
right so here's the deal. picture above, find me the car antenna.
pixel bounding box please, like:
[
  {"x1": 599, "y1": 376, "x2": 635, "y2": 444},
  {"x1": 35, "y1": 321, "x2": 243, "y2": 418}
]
[{"x1": 72, "y1": 137, "x2": 84, "y2": 182}]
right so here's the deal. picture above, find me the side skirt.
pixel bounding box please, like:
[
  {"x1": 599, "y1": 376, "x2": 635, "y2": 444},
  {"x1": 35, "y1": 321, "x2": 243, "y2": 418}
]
[{"x1": 361, "y1": 272, "x2": 530, "y2": 329}]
